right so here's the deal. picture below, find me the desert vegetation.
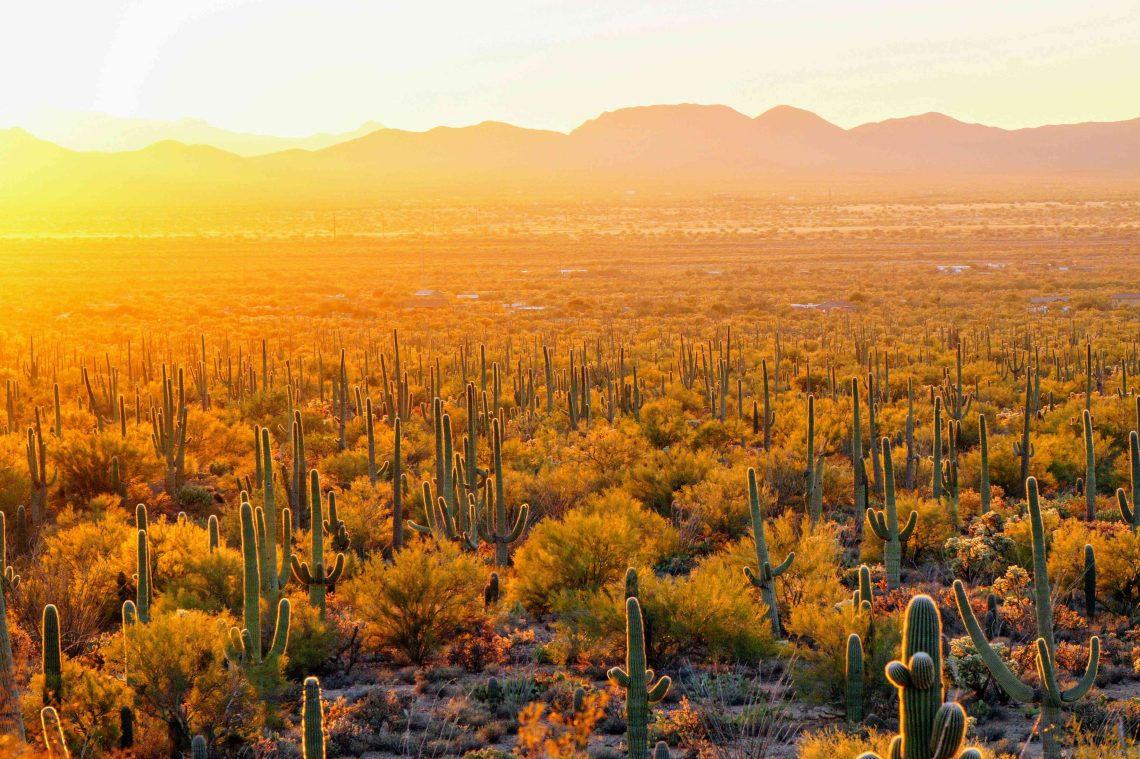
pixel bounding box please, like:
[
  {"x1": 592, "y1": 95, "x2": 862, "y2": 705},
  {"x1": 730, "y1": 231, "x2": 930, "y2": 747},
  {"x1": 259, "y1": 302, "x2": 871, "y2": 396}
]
[{"x1": 0, "y1": 199, "x2": 1138, "y2": 758}]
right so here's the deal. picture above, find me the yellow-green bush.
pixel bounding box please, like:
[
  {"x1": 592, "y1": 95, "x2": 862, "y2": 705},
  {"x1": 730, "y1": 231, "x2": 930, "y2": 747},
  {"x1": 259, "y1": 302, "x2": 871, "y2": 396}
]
[{"x1": 347, "y1": 541, "x2": 485, "y2": 663}]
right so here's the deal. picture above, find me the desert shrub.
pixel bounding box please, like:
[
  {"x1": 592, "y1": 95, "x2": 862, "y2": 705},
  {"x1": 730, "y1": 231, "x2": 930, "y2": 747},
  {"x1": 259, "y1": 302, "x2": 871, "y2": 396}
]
[
  {"x1": 114, "y1": 609, "x2": 261, "y2": 754},
  {"x1": 639, "y1": 398, "x2": 691, "y2": 448},
  {"x1": 282, "y1": 590, "x2": 339, "y2": 679},
  {"x1": 626, "y1": 447, "x2": 713, "y2": 515},
  {"x1": 724, "y1": 511, "x2": 845, "y2": 615},
  {"x1": 944, "y1": 511, "x2": 1015, "y2": 583},
  {"x1": 322, "y1": 448, "x2": 370, "y2": 487},
  {"x1": 795, "y1": 727, "x2": 896, "y2": 759},
  {"x1": 511, "y1": 494, "x2": 675, "y2": 613},
  {"x1": 640, "y1": 551, "x2": 780, "y2": 664},
  {"x1": 671, "y1": 463, "x2": 752, "y2": 546},
  {"x1": 329, "y1": 477, "x2": 393, "y2": 556},
  {"x1": 348, "y1": 541, "x2": 485, "y2": 663},
  {"x1": 16, "y1": 517, "x2": 134, "y2": 652},
  {"x1": 786, "y1": 602, "x2": 901, "y2": 706},
  {"x1": 53, "y1": 430, "x2": 158, "y2": 505},
  {"x1": 946, "y1": 635, "x2": 1011, "y2": 700},
  {"x1": 1002, "y1": 503, "x2": 1062, "y2": 569},
  {"x1": 146, "y1": 518, "x2": 242, "y2": 613},
  {"x1": 21, "y1": 657, "x2": 131, "y2": 756}
]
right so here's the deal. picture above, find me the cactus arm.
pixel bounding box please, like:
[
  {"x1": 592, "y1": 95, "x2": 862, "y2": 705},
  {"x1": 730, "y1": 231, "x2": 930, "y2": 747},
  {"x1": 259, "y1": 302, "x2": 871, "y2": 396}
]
[
  {"x1": 898, "y1": 510, "x2": 918, "y2": 541},
  {"x1": 1119, "y1": 488, "x2": 1135, "y2": 525},
  {"x1": 770, "y1": 552, "x2": 795, "y2": 577},
  {"x1": 505, "y1": 504, "x2": 530, "y2": 542},
  {"x1": 266, "y1": 598, "x2": 291, "y2": 662},
  {"x1": 1061, "y1": 636, "x2": 1100, "y2": 703},
  {"x1": 647, "y1": 676, "x2": 671, "y2": 703},
  {"x1": 867, "y1": 509, "x2": 889, "y2": 540},
  {"x1": 953, "y1": 580, "x2": 1036, "y2": 702},
  {"x1": 325, "y1": 553, "x2": 346, "y2": 584},
  {"x1": 607, "y1": 667, "x2": 630, "y2": 688},
  {"x1": 290, "y1": 556, "x2": 314, "y2": 585}
]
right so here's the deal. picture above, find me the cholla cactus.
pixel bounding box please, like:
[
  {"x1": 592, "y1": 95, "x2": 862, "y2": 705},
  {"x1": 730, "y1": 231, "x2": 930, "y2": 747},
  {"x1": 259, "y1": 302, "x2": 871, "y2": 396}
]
[
  {"x1": 608, "y1": 597, "x2": 670, "y2": 759},
  {"x1": 954, "y1": 477, "x2": 1099, "y2": 759},
  {"x1": 742, "y1": 468, "x2": 794, "y2": 637}
]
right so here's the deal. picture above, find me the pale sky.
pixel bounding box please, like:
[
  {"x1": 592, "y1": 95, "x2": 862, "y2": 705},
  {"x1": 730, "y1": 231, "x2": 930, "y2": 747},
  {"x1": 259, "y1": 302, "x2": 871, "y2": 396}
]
[{"x1": 2, "y1": 0, "x2": 1138, "y2": 136}]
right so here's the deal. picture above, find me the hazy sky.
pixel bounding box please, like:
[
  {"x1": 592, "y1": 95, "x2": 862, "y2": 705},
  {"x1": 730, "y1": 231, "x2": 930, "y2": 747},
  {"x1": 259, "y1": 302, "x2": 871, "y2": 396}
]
[{"x1": 3, "y1": 1, "x2": 1137, "y2": 136}]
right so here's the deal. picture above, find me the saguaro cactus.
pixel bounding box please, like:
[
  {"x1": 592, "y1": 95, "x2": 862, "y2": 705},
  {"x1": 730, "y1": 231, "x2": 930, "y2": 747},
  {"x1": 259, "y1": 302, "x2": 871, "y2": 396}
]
[
  {"x1": 867, "y1": 438, "x2": 918, "y2": 589},
  {"x1": 1117, "y1": 430, "x2": 1140, "y2": 532},
  {"x1": 42, "y1": 605, "x2": 62, "y2": 706},
  {"x1": 302, "y1": 676, "x2": 327, "y2": 759},
  {"x1": 858, "y1": 595, "x2": 982, "y2": 759},
  {"x1": 608, "y1": 597, "x2": 671, "y2": 759},
  {"x1": 27, "y1": 408, "x2": 53, "y2": 523},
  {"x1": 1082, "y1": 409, "x2": 1097, "y2": 520},
  {"x1": 846, "y1": 633, "x2": 864, "y2": 723},
  {"x1": 1083, "y1": 544, "x2": 1096, "y2": 621},
  {"x1": 978, "y1": 414, "x2": 991, "y2": 514},
  {"x1": 805, "y1": 394, "x2": 825, "y2": 528},
  {"x1": 134, "y1": 528, "x2": 151, "y2": 624},
  {"x1": 191, "y1": 734, "x2": 208, "y2": 759},
  {"x1": 479, "y1": 419, "x2": 529, "y2": 566},
  {"x1": 852, "y1": 378, "x2": 867, "y2": 518},
  {"x1": 742, "y1": 468, "x2": 795, "y2": 637},
  {"x1": 152, "y1": 365, "x2": 188, "y2": 496},
  {"x1": 41, "y1": 706, "x2": 68, "y2": 758},
  {"x1": 0, "y1": 513, "x2": 24, "y2": 740},
  {"x1": 291, "y1": 470, "x2": 346, "y2": 617},
  {"x1": 954, "y1": 477, "x2": 1099, "y2": 759}
]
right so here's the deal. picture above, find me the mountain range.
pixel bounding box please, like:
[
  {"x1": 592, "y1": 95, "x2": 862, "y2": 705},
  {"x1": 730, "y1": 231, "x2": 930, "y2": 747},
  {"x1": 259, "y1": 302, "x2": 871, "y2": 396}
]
[{"x1": 2, "y1": 104, "x2": 1138, "y2": 209}]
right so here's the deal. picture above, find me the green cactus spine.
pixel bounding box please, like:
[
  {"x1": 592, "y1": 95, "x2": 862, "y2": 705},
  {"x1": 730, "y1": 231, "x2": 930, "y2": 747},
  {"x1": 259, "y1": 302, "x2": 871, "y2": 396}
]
[
  {"x1": 290, "y1": 470, "x2": 346, "y2": 617},
  {"x1": 1082, "y1": 409, "x2": 1097, "y2": 520},
  {"x1": 479, "y1": 418, "x2": 529, "y2": 566},
  {"x1": 846, "y1": 633, "x2": 864, "y2": 723},
  {"x1": 742, "y1": 468, "x2": 795, "y2": 637},
  {"x1": 954, "y1": 477, "x2": 1100, "y2": 759},
  {"x1": 978, "y1": 414, "x2": 991, "y2": 514},
  {"x1": 302, "y1": 676, "x2": 327, "y2": 759},
  {"x1": 867, "y1": 438, "x2": 918, "y2": 590},
  {"x1": 608, "y1": 597, "x2": 670, "y2": 759}
]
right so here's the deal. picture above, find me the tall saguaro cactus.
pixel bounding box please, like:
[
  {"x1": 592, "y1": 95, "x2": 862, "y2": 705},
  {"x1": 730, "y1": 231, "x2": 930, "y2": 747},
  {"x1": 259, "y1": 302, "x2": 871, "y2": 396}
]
[
  {"x1": 978, "y1": 414, "x2": 991, "y2": 514},
  {"x1": 152, "y1": 365, "x2": 189, "y2": 496},
  {"x1": 0, "y1": 513, "x2": 24, "y2": 740},
  {"x1": 608, "y1": 597, "x2": 670, "y2": 759},
  {"x1": 858, "y1": 595, "x2": 982, "y2": 759},
  {"x1": 742, "y1": 468, "x2": 795, "y2": 637},
  {"x1": 846, "y1": 633, "x2": 864, "y2": 724},
  {"x1": 227, "y1": 500, "x2": 291, "y2": 669},
  {"x1": 954, "y1": 477, "x2": 1100, "y2": 759},
  {"x1": 479, "y1": 418, "x2": 529, "y2": 567},
  {"x1": 1081, "y1": 409, "x2": 1097, "y2": 520},
  {"x1": 867, "y1": 438, "x2": 918, "y2": 589},
  {"x1": 1117, "y1": 430, "x2": 1140, "y2": 531},
  {"x1": 805, "y1": 394, "x2": 824, "y2": 528},
  {"x1": 27, "y1": 407, "x2": 53, "y2": 523},
  {"x1": 291, "y1": 470, "x2": 346, "y2": 617}
]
